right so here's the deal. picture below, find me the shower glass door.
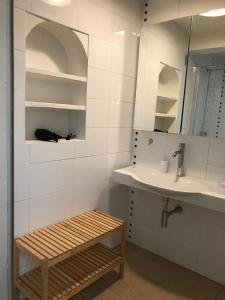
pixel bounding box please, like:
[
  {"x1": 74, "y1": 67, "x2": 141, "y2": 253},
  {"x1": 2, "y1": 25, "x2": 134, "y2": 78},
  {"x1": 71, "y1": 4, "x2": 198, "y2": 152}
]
[{"x1": 0, "y1": 0, "x2": 13, "y2": 299}]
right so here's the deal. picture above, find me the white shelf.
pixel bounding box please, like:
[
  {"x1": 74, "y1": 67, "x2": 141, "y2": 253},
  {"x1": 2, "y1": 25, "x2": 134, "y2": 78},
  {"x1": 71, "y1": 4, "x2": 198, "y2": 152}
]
[
  {"x1": 25, "y1": 101, "x2": 86, "y2": 111},
  {"x1": 155, "y1": 113, "x2": 176, "y2": 119},
  {"x1": 25, "y1": 139, "x2": 83, "y2": 145},
  {"x1": 157, "y1": 95, "x2": 178, "y2": 101},
  {"x1": 26, "y1": 67, "x2": 87, "y2": 83}
]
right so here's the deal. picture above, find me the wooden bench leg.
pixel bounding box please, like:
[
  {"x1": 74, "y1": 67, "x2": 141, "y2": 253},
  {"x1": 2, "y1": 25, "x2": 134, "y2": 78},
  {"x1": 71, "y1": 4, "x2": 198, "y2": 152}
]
[
  {"x1": 14, "y1": 245, "x2": 20, "y2": 300},
  {"x1": 119, "y1": 224, "x2": 126, "y2": 278},
  {"x1": 41, "y1": 261, "x2": 48, "y2": 300}
]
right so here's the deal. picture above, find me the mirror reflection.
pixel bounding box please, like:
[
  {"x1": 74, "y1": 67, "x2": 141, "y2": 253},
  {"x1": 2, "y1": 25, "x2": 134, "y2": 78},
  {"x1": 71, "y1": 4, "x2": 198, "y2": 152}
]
[
  {"x1": 182, "y1": 15, "x2": 225, "y2": 138},
  {"x1": 134, "y1": 17, "x2": 191, "y2": 133}
]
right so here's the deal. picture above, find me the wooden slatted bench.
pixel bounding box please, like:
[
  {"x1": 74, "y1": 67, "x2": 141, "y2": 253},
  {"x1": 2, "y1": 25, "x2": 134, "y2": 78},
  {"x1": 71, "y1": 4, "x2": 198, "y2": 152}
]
[{"x1": 14, "y1": 210, "x2": 126, "y2": 300}]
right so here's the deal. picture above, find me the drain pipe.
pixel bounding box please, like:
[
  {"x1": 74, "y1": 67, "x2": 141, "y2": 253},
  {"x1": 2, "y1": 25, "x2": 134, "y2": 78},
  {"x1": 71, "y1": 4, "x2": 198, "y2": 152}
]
[{"x1": 161, "y1": 198, "x2": 183, "y2": 228}]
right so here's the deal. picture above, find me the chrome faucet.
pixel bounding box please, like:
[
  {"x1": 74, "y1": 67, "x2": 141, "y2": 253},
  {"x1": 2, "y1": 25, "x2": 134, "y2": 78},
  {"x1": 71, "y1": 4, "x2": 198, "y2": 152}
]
[{"x1": 172, "y1": 143, "x2": 185, "y2": 177}]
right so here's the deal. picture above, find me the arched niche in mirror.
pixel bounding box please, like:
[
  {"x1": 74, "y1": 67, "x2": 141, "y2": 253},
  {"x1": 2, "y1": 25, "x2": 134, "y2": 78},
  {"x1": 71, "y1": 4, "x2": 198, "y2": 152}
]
[
  {"x1": 158, "y1": 65, "x2": 180, "y2": 98},
  {"x1": 155, "y1": 64, "x2": 181, "y2": 133}
]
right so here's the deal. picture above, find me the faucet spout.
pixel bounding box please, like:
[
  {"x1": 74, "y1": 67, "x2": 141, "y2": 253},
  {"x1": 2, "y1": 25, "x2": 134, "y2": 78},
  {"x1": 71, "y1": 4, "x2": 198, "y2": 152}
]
[{"x1": 172, "y1": 143, "x2": 185, "y2": 177}]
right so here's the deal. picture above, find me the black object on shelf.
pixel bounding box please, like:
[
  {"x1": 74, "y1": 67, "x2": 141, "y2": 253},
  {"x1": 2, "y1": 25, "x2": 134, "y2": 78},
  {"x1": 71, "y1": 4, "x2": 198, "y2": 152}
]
[{"x1": 35, "y1": 129, "x2": 76, "y2": 142}]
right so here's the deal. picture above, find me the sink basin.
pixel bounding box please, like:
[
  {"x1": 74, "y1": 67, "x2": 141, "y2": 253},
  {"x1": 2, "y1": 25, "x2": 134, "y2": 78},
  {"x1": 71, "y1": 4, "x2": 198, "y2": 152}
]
[
  {"x1": 132, "y1": 167, "x2": 207, "y2": 197},
  {"x1": 113, "y1": 166, "x2": 225, "y2": 213},
  {"x1": 113, "y1": 166, "x2": 208, "y2": 197}
]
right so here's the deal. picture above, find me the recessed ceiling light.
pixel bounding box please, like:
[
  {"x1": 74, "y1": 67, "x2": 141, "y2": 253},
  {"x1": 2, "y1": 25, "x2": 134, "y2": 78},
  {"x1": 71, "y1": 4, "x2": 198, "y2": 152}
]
[
  {"x1": 43, "y1": 0, "x2": 71, "y2": 6},
  {"x1": 200, "y1": 8, "x2": 225, "y2": 17}
]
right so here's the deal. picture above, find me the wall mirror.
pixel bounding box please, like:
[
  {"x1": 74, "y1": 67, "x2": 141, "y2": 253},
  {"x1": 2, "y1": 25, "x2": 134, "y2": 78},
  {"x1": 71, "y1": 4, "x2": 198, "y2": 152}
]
[
  {"x1": 135, "y1": 14, "x2": 225, "y2": 139},
  {"x1": 181, "y1": 15, "x2": 225, "y2": 138},
  {"x1": 134, "y1": 17, "x2": 192, "y2": 133}
]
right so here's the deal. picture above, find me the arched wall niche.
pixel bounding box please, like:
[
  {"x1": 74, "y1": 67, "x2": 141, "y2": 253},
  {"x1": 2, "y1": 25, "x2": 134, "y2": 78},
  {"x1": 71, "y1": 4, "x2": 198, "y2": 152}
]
[
  {"x1": 25, "y1": 13, "x2": 88, "y2": 141},
  {"x1": 26, "y1": 16, "x2": 88, "y2": 76}
]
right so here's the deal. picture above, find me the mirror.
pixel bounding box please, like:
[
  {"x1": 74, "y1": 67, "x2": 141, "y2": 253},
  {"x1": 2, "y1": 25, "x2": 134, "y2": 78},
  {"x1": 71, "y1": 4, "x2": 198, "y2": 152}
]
[
  {"x1": 134, "y1": 17, "x2": 192, "y2": 133},
  {"x1": 181, "y1": 15, "x2": 225, "y2": 138}
]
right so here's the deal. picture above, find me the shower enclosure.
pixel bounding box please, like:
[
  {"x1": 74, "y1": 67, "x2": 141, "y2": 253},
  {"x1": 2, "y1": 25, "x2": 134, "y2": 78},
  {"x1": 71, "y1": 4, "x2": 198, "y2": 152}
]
[
  {"x1": 0, "y1": 0, "x2": 13, "y2": 299},
  {"x1": 182, "y1": 52, "x2": 225, "y2": 138}
]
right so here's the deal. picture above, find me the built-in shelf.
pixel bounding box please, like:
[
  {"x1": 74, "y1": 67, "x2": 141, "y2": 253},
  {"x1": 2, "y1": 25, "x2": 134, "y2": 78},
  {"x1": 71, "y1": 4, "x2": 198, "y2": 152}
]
[
  {"x1": 26, "y1": 67, "x2": 87, "y2": 83},
  {"x1": 25, "y1": 101, "x2": 86, "y2": 111},
  {"x1": 25, "y1": 139, "x2": 84, "y2": 145},
  {"x1": 25, "y1": 16, "x2": 88, "y2": 141},
  {"x1": 157, "y1": 95, "x2": 178, "y2": 101},
  {"x1": 155, "y1": 113, "x2": 176, "y2": 119}
]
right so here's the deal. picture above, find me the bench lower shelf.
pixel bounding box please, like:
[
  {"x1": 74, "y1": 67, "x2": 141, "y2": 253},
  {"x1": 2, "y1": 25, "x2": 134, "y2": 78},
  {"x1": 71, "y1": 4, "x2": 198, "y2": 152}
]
[{"x1": 16, "y1": 243, "x2": 123, "y2": 300}]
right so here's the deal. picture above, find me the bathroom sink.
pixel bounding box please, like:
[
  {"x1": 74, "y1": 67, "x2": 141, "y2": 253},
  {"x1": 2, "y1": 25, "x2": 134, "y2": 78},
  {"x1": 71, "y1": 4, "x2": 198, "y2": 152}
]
[
  {"x1": 113, "y1": 166, "x2": 225, "y2": 213},
  {"x1": 113, "y1": 166, "x2": 207, "y2": 197},
  {"x1": 131, "y1": 167, "x2": 207, "y2": 197}
]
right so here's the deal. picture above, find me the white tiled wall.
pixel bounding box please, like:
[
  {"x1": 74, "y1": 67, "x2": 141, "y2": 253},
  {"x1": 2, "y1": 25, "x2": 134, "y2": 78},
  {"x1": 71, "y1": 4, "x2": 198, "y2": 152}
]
[
  {"x1": 130, "y1": 130, "x2": 225, "y2": 285},
  {"x1": 14, "y1": 0, "x2": 142, "y2": 273},
  {"x1": 129, "y1": 0, "x2": 225, "y2": 286}
]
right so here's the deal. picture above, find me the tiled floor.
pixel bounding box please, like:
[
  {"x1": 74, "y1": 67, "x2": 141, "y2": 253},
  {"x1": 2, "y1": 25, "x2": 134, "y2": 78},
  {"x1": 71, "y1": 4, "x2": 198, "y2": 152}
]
[{"x1": 72, "y1": 243, "x2": 225, "y2": 300}]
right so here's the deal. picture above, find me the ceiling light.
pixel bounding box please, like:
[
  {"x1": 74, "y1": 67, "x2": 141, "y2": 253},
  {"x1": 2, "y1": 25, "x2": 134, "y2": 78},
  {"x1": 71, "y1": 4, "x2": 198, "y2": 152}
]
[
  {"x1": 200, "y1": 8, "x2": 225, "y2": 17},
  {"x1": 43, "y1": 0, "x2": 71, "y2": 6}
]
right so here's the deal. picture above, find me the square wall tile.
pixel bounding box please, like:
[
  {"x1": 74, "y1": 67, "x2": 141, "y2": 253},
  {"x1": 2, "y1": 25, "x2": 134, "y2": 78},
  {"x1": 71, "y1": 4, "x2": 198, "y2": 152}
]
[
  {"x1": 29, "y1": 188, "x2": 73, "y2": 231},
  {"x1": 86, "y1": 99, "x2": 109, "y2": 128},
  {"x1": 206, "y1": 165, "x2": 225, "y2": 182},
  {"x1": 89, "y1": 36, "x2": 111, "y2": 71},
  {"x1": 111, "y1": 44, "x2": 138, "y2": 77},
  {"x1": 110, "y1": 73, "x2": 136, "y2": 103},
  {"x1": 137, "y1": 131, "x2": 167, "y2": 157},
  {"x1": 108, "y1": 101, "x2": 134, "y2": 128},
  {"x1": 29, "y1": 160, "x2": 73, "y2": 198},
  {"x1": 78, "y1": 0, "x2": 113, "y2": 41},
  {"x1": 29, "y1": 141, "x2": 74, "y2": 163},
  {"x1": 73, "y1": 155, "x2": 107, "y2": 186},
  {"x1": 74, "y1": 128, "x2": 108, "y2": 157},
  {"x1": 208, "y1": 138, "x2": 225, "y2": 167},
  {"x1": 185, "y1": 135, "x2": 210, "y2": 164},
  {"x1": 72, "y1": 180, "x2": 109, "y2": 215},
  {"x1": 87, "y1": 67, "x2": 111, "y2": 100},
  {"x1": 106, "y1": 152, "x2": 131, "y2": 179},
  {"x1": 107, "y1": 128, "x2": 132, "y2": 153}
]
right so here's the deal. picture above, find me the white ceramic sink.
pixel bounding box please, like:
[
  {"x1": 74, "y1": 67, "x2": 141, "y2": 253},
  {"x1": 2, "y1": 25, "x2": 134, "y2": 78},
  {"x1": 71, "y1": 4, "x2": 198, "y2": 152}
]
[
  {"x1": 130, "y1": 167, "x2": 208, "y2": 197},
  {"x1": 113, "y1": 166, "x2": 225, "y2": 213}
]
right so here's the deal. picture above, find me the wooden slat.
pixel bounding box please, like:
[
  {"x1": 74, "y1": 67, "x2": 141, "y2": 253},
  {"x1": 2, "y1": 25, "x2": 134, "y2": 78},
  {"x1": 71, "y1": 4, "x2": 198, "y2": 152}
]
[
  {"x1": 95, "y1": 210, "x2": 123, "y2": 225},
  {"x1": 16, "y1": 239, "x2": 46, "y2": 261},
  {"x1": 80, "y1": 214, "x2": 116, "y2": 231},
  {"x1": 87, "y1": 211, "x2": 121, "y2": 227},
  {"x1": 16, "y1": 210, "x2": 124, "y2": 264},
  {"x1": 17, "y1": 243, "x2": 122, "y2": 300}
]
